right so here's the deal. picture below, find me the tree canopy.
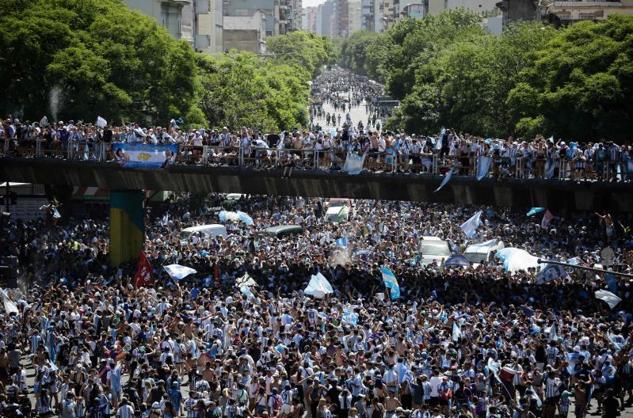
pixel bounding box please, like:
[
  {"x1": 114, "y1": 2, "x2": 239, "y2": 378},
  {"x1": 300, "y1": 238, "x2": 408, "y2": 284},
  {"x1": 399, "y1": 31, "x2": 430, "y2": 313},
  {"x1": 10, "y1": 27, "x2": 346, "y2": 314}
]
[
  {"x1": 0, "y1": 0, "x2": 197, "y2": 125},
  {"x1": 196, "y1": 51, "x2": 310, "y2": 132},
  {"x1": 0, "y1": 0, "x2": 335, "y2": 131},
  {"x1": 266, "y1": 31, "x2": 337, "y2": 78},
  {"x1": 339, "y1": 11, "x2": 633, "y2": 140}
]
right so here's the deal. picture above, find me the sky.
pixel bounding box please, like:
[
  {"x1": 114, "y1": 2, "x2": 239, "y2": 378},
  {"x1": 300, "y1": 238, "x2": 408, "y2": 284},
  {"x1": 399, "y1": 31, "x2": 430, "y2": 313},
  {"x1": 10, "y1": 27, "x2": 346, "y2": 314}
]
[{"x1": 303, "y1": 0, "x2": 327, "y2": 7}]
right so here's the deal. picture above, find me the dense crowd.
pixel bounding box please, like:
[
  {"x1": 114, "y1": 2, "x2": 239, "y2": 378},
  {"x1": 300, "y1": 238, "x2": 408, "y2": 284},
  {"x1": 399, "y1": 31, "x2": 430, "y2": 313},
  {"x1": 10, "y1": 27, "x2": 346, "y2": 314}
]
[{"x1": 0, "y1": 193, "x2": 632, "y2": 418}]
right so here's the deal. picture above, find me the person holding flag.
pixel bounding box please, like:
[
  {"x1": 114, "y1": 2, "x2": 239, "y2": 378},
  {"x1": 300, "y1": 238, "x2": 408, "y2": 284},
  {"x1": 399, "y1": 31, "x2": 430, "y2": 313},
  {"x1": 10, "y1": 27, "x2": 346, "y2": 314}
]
[{"x1": 380, "y1": 266, "x2": 400, "y2": 300}]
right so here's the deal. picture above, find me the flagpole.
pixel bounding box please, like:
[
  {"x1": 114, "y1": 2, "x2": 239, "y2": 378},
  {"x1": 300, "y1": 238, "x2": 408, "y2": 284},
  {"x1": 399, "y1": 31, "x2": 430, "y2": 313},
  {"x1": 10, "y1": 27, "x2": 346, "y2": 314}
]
[{"x1": 536, "y1": 259, "x2": 633, "y2": 279}]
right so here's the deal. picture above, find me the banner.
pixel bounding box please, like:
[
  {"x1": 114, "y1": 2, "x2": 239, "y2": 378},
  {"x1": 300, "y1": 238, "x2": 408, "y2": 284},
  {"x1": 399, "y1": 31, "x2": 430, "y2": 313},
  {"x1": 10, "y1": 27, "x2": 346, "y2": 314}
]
[
  {"x1": 545, "y1": 158, "x2": 556, "y2": 179},
  {"x1": 111, "y1": 143, "x2": 179, "y2": 168},
  {"x1": 476, "y1": 156, "x2": 492, "y2": 181}
]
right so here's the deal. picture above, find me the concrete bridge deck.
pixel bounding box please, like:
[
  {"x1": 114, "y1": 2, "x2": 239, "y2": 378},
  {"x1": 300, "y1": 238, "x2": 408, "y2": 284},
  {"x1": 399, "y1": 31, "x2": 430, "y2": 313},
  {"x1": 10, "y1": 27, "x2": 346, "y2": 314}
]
[{"x1": 1, "y1": 157, "x2": 632, "y2": 213}]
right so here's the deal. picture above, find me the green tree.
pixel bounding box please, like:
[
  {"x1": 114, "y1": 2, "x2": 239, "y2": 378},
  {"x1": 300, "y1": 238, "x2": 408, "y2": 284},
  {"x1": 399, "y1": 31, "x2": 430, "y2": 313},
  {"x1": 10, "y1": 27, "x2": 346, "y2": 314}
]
[
  {"x1": 508, "y1": 16, "x2": 633, "y2": 140},
  {"x1": 266, "y1": 31, "x2": 336, "y2": 77},
  {"x1": 0, "y1": 0, "x2": 197, "y2": 125},
  {"x1": 196, "y1": 51, "x2": 309, "y2": 131}
]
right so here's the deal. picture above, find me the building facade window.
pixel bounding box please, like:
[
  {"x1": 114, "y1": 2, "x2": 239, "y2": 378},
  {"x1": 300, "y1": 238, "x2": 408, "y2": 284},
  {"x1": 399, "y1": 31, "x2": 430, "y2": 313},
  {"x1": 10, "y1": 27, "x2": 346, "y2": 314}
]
[{"x1": 161, "y1": 2, "x2": 183, "y2": 39}]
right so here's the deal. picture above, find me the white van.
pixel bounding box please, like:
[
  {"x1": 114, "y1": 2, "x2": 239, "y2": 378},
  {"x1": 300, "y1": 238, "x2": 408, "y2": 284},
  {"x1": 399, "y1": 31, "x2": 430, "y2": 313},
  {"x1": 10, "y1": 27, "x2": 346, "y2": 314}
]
[
  {"x1": 464, "y1": 239, "x2": 504, "y2": 266},
  {"x1": 180, "y1": 224, "x2": 227, "y2": 245},
  {"x1": 419, "y1": 236, "x2": 451, "y2": 266},
  {"x1": 325, "y1": 198, "x2": 352, "y2": 223}
]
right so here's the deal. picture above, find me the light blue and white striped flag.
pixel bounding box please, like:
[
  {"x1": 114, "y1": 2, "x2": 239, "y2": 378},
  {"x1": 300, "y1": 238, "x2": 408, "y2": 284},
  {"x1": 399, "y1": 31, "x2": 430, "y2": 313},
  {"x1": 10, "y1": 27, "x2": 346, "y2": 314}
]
[
  {"x1": 336, "y1": 237, "x2": 349, "y2": 248},
  {"x1": 476, "y1": 156, "x2": 492, "y2": 181},
  {"x1": 343, "y1": 152, "x2": 366, "y2": 175},
  {"x1": 460, "y1": 210, "x2": 482, "y2": 238},
  {"x1": 380, "y1": 266, "x2": 400, "y2": 300}
]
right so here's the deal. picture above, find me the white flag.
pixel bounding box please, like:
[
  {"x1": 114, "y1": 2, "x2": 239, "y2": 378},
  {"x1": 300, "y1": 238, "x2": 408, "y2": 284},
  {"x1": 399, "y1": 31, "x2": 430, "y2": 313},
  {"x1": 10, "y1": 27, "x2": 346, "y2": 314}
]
[
  {"x1": 548, "y1": 323, "x2": 557, "y2": 342},
  {"x1": 0, "y1": 289, "x2": 18, "y2": 315},
  {"x1": 434, "y1": 169, "x2": 453, "y2": 193},
  {"x1": 452, "y1": 322, "x2": 462, "y2": 342},
  {"x1": 460, "y1": 210, "x2": 482, "y2": 238},
  {"x1": 304, "y1": 272, "x2": 334, "y2": 299},
  {"x1": 164, "y1": 264, "x2": 197, "y2": 281},
  {"x1": 96, "y1": 116, "x2": 107, "y2": 128}
]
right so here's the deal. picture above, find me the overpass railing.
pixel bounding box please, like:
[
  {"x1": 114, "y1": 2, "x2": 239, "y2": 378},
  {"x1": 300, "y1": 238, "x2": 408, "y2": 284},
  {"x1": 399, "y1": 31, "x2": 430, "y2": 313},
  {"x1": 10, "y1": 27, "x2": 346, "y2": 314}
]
[{"x1": 2, "y1": 137, "x2": 631, "y2": 182}]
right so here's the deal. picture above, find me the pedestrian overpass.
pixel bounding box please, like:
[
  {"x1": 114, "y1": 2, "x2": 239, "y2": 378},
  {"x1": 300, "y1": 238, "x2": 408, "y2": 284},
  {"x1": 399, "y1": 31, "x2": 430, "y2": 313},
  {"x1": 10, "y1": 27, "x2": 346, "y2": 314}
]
[{"x1": 1, "y1": 157, "x2": 631, "y2": 265}]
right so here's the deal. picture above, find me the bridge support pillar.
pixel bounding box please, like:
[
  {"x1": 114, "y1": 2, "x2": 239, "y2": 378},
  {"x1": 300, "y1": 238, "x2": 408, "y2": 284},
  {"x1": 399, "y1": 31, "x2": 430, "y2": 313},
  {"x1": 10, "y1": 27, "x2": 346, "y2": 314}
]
[{"x1": 110, "y1": 190, "x2": 144, "y2": 266}]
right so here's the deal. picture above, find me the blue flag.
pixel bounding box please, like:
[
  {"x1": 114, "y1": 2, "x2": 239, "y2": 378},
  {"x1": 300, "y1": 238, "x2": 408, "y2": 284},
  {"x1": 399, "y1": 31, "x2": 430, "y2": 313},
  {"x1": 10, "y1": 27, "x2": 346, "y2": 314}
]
[
  {"x1": 336, "y1": 237, "x2": 349, "y2": 248},
  {"x1": 526, "y1": 207, "x2": 545, "y2": 217},
  {"x1": 380, "y1": 266, "x2": 400, "y2": 300},
  {"x1": 460, "y1": 210, "x2": 482, "y2": 238},
  {"x1": 605, "y1": 273, "x2": 618, "y2": 294}
]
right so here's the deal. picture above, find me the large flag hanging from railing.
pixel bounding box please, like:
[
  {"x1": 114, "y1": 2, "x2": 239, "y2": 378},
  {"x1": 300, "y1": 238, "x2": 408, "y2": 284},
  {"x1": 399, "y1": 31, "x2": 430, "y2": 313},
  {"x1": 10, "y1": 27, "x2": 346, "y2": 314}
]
[
  {"x1": 545, "y1": 159, "x2": 556, "y2": 179},
  {"x1": 434, "y1": 169, "x2": 453, "y2": 193},
  {"x1": 111, "y1": 143, "x2": 179, "y2": 168},
  {"x1": 343, "y1": 152, "x2": 366, "y2": 175},
  {"x1": 476, "y1": 156, "x2": 492, "y2": 180}
]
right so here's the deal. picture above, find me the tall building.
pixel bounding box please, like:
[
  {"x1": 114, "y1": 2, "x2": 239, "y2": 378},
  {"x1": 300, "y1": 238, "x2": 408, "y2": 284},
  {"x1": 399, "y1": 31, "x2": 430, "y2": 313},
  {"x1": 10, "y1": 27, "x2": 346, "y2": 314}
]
[
  {"x1": 336, "y1": 0, "x2": 350, "y2": 36},
  {"x1": 124, "y1": 0, "x2": 224, "y2": 53},
  {"x1": 302, "y1": 6, "x2": 318, "y2": 32},
  {"x1": 496, "y1": 0, "x2": 633, "y2": 27},
  {"x1": 348, "y1": 0, "x2": 363, "y2": 33},
  {"x1": 425, "y1": 0, "x2": 499, "y2": 16},
  {"x1": 223, "y1": 11, "x2": 267, "y2": 53},
  {"x1": 316, "y1": 0, "x2": 336, "y2": 37},
  {"x1": 361, "y1": 0, "x2": 376, "y2": 31},
  {"x1": 224, "y1": 0, "x2": 301, "y2": 36}
]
